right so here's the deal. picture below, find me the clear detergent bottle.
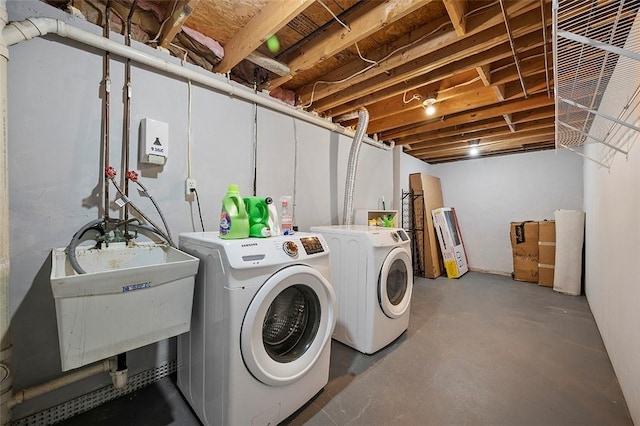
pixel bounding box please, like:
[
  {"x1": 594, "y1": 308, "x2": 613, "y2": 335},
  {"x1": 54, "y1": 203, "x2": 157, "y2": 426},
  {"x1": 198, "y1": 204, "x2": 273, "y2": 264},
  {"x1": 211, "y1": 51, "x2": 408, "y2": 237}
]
[{"x1": 219, "y1": 184, "x2": 250, "y2": 239}]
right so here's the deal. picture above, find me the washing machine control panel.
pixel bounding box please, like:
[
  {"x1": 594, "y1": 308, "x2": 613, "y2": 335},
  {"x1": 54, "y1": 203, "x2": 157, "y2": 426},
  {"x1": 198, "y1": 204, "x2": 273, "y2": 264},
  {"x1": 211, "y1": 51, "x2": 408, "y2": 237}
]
[
  {"x1": 396, "y1": 229, "x2": 409, "y2": 241},
  {"x1": 283, "y1": 241, "x2": 299, "y2": 258},
  {"x1": 300, "y1": 237, "x2": 325, "y2": 255}
]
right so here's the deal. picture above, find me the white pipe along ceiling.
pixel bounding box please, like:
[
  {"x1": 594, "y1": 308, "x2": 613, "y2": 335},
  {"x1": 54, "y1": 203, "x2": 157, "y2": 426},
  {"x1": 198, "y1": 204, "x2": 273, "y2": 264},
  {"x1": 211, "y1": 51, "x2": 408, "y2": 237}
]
[{"x1": 2, "y1": 17, "x2": 394, "y2": 151}]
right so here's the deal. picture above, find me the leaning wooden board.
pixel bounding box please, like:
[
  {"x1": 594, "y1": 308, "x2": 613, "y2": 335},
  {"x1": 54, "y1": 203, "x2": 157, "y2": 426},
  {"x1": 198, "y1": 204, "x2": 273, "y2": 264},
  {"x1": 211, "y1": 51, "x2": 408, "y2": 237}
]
[{"x1": 409, "y1": 173, "x2": 444, "y2": 278}]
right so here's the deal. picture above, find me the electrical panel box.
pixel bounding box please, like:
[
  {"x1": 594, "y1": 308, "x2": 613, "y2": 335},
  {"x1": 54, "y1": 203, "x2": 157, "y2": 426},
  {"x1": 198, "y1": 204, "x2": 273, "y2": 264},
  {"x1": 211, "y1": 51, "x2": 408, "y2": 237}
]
[{"x1": 139, "y1": 118, "x2": 168, "y2": 165}]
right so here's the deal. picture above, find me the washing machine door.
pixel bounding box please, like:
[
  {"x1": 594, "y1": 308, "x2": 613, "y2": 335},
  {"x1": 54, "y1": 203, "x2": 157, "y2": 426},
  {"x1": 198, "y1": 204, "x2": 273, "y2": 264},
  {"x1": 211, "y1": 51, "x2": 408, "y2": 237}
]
[
  {"x1": 379, "y1": 247, "x2": 413, "y2": 319},
  {"x1": 241, "y1": 264, "x2": 336, "y2": 387}
]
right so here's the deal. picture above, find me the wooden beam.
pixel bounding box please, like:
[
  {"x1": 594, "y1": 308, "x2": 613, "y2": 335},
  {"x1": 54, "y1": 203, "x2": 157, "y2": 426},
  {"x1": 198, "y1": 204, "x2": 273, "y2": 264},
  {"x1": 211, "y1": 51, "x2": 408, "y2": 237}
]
[
  {"x1": 443, "y1": 0, "x2": 468, "y2": 36},
  {"x1": 419, "y1": 139, "x2": 555, "y2": 162},
  {"x1": 446, "y1": 0, "x2": 506, "y2": 114},
  {"x1": 395, "y1": 106, "x2": 556, "y2": 146},
  {"x1": 415, "y1": 132, "x2": 555, "y2": 160},
  {"x1": 342, "y1": 52, "x2": 548, "y2": 128},
  {"x1": 246, "y1": 52, "x2": 290, "y2": 76},
  {"x1": 406, "y1": 119, "x2": 555, "y2": 151},
  {"x1": 269, "y1": 0, "x2": 433, "y2": 89},
  {"x1": 328, "y1": 32, "x2": 544, "y2": 121},
  {"x1": 314, "y1": 8, "x2": 547, "y2": 114},
  {"x1": 367, "y1": 86, "x2": 501, "y2": 134},
  {"x1": 370, "y1": 73, "x2": 546, "y2": 138},
  {"x1": 341, "y1": 70, "x2": 480, "y2": 125},
  {"x1": 423, "y1": 133, "x2": 555, "y2": 155},
  {"x1": 476, "y1": 64, "x2": 492, "y2": 86},
  {"x1": 503, "y1": 114, "x2": 516, "y2": 132},
  {"x1": 402, "y1": 109, "x2": 556, "y2": 145},
  {"x1": 214, "y1": 0, "x2": 315, "y2": 74},
  {"x1": 383, "y1": 93, "x2": 554, "y2": 140},
  {"x1": 295, "y1": 0, "x2": 542, "y2": 105},
  {"x1": 159, "y1": 0, "x2": 198, "y2": 49},
  {"x1": 296, "y1": 16, "x2": 455, "y2": 106},
  {"x1": 492, "y1": 84, "x2": 506, "y2": 101}
]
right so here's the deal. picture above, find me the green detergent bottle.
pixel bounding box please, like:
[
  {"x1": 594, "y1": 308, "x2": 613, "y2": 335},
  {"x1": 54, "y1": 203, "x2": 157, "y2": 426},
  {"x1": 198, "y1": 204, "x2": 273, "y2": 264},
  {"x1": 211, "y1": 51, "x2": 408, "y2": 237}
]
[
  {"x1": 219, "y1": 184, "x2": 250, "y2": 239},
  {"x1": 244, "y1": 196, "x2": 271, "y2": 238}
]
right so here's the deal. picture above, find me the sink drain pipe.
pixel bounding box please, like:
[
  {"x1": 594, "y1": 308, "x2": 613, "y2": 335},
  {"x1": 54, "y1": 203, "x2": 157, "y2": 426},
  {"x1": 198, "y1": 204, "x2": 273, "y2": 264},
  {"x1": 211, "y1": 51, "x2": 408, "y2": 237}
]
[{"x1": 8, "y1": 357, "x2": 127, "y2": 411}]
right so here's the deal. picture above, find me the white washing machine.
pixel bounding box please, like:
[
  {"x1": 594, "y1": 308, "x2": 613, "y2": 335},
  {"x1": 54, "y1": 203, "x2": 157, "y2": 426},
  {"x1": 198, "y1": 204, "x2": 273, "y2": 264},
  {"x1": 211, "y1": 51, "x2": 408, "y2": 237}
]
[
  {"x1": 309, "y1": 225, "x2": 413, "y2": 354},
  {"x1": 177, "y1": 232, "x2": 337, "y2": 426}
]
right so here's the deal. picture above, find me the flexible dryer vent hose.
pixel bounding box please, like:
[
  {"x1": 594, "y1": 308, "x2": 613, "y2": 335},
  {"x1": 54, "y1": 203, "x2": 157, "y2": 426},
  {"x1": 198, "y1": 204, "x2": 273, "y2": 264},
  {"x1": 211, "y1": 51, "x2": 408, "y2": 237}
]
[{"x1": 343, "y1": 108, "x2": 369, "y2": 226}]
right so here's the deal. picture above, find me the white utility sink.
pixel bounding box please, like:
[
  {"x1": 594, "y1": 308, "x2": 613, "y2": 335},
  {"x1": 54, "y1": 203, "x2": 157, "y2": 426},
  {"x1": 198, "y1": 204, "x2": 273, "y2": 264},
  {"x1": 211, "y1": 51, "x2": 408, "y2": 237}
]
[{"x1": 50, "y1": 242, "x2": 199, "y2": 371}]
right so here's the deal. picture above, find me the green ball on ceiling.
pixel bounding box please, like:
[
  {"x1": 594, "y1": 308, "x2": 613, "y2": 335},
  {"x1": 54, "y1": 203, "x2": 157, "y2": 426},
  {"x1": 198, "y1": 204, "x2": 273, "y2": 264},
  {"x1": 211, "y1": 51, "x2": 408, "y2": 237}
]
[{"x1": 266, "y1": 35, "x2": 280, "y2": 53}]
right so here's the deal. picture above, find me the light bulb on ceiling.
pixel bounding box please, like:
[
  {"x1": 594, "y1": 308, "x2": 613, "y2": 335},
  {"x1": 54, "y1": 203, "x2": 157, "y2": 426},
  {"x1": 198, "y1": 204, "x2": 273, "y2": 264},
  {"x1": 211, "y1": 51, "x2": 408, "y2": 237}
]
[
  {"x1": 422, "y1": 95, "x2": 437, "y2": 116},
  {"x1": 425, "y1": 104, "x2": 436, "y2": 115},
  {"x1": 469, "y1": 139, "x2": 480, "y2": 156}
]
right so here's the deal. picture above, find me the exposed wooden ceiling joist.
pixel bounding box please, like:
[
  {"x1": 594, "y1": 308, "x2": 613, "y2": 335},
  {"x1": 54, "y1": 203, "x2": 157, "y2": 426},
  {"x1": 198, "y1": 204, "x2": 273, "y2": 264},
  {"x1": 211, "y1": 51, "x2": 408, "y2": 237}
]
[
  {"x1": 158, "y1": 0, "x2": 197, "y2": 49},
  {"x1": 269, "y1": 0, "x2": 434, "y2": 89},
  {"x1": 45, "y1": 0, "x2": 592, "y2": 163},
  {"x1": 213, "y1": 0, "x2": 316, "y2": 74}
]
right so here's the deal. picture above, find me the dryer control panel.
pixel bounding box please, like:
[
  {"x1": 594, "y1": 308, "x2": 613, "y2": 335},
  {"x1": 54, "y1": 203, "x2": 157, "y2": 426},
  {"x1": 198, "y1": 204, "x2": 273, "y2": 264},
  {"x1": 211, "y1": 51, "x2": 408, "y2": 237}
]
[{"x1": 300, "y1": 237, "x2": 325, "y2": 255}]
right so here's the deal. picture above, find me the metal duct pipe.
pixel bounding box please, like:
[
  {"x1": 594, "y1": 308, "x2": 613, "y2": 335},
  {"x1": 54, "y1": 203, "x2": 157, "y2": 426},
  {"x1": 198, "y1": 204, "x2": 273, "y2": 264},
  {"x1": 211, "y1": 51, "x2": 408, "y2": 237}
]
[
  {"x1": 0, "y1": 0, "x2": 12, "y2": 423},
  {"x1": 342, "y1": 108, "x2": 369, "y2": 226},
  {"x1": 2, "y1": 17, "x2": 393, "y2": 151}
]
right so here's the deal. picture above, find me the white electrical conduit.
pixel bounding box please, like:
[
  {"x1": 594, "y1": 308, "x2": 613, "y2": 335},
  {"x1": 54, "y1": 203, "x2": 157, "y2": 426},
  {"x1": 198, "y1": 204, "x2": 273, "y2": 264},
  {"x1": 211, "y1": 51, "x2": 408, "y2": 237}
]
[{"x1": 2, "y1": 18, "x2": 394, "y2": 151}]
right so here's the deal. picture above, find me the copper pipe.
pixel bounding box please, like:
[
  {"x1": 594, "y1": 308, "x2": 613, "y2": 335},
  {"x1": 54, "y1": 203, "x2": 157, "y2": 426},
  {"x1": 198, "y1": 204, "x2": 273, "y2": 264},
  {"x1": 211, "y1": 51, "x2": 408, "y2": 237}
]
[
  {"x1": 122, "y1": 0, "x2": 137, "y2": 230},
  {"x1": 499, "y1": 0, "x2": 527, "y2": 98},
  {"x1": 103, "y1": 1, "x2": 111, "y2": 222}
]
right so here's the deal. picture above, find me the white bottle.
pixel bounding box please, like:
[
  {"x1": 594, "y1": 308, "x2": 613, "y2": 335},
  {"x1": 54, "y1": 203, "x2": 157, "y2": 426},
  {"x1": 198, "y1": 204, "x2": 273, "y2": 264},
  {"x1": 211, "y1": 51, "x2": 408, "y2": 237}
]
[{"x1": 280, "y1": 197, "x2": 293, "y2": 235}]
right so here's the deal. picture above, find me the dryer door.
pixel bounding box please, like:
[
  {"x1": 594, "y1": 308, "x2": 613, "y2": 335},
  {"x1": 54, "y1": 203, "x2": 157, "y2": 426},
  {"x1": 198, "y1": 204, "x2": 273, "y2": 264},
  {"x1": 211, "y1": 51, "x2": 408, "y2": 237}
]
[
  {"x1": 241, "y1": 264, "x2": 336, "y2": 387},
  {"x1": 378, "y1": 247, "x2": 413, "y2": 319}
]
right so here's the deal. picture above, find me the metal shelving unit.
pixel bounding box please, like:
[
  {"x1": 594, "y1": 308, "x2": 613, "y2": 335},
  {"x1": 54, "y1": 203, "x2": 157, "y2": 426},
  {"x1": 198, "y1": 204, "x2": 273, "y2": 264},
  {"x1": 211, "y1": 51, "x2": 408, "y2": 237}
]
[
  {"x1": 553, "y1": 0, "x2": 640, "y2": 169},
  {"x1": 401, "y1": 190, "x2": 424, "y2": 277}
]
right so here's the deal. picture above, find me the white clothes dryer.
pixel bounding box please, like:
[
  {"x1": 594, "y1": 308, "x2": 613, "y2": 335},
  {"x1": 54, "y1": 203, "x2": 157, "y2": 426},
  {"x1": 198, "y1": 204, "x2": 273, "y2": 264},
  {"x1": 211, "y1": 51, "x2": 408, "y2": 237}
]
[
  {"x1": 309, "y1": 225, "x2": 413, "y2": 354},
  {"x1": 177, "y1": 232, "x2": 337, "y2": 426}
]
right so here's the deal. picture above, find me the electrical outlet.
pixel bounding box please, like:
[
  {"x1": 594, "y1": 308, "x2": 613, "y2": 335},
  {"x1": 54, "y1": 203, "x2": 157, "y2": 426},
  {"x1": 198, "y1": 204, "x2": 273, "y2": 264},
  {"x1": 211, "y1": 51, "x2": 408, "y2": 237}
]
[{"x1": 185, "y1": 178, "x2": 197, "y2": 195}]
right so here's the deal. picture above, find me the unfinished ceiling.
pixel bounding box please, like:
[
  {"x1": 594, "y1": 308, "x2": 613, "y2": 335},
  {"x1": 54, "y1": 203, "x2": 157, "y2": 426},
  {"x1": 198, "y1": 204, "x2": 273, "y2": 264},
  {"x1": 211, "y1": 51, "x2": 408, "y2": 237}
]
[{"x1": 43, "y1": 0, "x2": 639, "y2": 163}]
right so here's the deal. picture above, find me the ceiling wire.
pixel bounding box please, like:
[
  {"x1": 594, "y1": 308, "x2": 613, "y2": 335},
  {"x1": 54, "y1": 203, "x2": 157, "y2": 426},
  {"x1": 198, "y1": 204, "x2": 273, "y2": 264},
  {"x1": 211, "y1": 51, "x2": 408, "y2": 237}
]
[
  {"x1": 148, "y1": 0, "x2": 179, "y2": 44},
  {"x1": 316, "y1": 0, "x2": 376, "y2": 66},
  {"x1": 463, "y1": 1, "x2": 500, "y2": 19},
  {"x1": 317, "y1": 0, "x2": 351, "y2": 32},
  {"x1": 403, "y1": 92, "x2": 421, "y2": 104},
  {"x1": 301, "y1": 20, "x2": 453, "y2": 108}
]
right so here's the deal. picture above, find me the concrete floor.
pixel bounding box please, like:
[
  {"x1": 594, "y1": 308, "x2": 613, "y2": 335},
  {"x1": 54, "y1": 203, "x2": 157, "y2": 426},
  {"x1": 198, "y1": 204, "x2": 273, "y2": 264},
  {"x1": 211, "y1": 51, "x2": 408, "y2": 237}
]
[{"x1": 59, "y1": 272, "x2": 633, "y2": 425}]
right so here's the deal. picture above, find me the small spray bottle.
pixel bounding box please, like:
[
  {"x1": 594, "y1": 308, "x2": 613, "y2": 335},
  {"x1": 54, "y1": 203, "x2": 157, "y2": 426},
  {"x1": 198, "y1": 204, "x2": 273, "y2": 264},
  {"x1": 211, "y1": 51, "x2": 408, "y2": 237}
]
[{"x1": 280, "y1": 196, "x2": 293, "y2": 235}]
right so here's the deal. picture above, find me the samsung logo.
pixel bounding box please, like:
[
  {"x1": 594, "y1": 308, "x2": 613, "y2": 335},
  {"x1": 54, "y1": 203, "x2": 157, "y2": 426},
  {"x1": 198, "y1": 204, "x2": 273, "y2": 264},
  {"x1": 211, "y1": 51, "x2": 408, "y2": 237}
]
[{"x1": 241, "y1": 242, "x2": 258, "y2": 247}]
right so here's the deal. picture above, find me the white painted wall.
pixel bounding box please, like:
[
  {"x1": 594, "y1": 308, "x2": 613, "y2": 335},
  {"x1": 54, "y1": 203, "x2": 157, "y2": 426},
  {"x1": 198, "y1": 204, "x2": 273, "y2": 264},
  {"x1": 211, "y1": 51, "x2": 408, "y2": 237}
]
[
  {"x1": 6, "y1": 0, "x2": 393, "y2": 418},
  {"x1": 582, "y1": 16, "x2": 640, "y2": 423},
  {"x1": 430, "y1": 150, "x2": 583, "y2": 274}
]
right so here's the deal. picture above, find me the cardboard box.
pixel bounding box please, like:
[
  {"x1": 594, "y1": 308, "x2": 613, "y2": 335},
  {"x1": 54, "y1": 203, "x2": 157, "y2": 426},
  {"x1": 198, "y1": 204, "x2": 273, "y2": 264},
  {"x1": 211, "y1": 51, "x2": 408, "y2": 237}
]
[
  {"x1": 510, "y1": 221, "x2": 539, "y2": 283},
  {"x1": 409, "y1": 173, "x2": 444, "y2": 278},
  {"x1": 538, "y1": 221, "x2": 556, "y2": 287},
  {"x1": 432, "y1": 207, "x2": 468, "y2": 279}
]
